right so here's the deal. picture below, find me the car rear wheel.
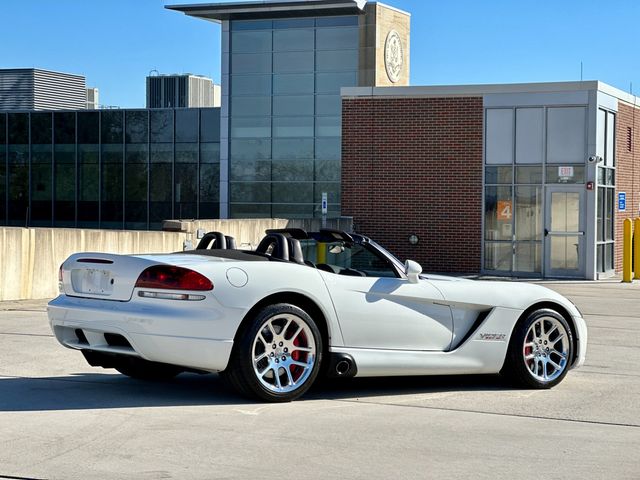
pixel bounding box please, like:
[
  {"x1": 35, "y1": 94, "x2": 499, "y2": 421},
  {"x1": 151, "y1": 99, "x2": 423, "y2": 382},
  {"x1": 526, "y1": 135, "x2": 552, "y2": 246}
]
[
  {"x1": 115, "y1": 358, "x2": 183, "y2": 381},
  {"x1": 223, "y1": 303, "x2": 322, "y2": 402},
  {"x1": 503, "y1": 308, "x2": 573, "y2": 389}
]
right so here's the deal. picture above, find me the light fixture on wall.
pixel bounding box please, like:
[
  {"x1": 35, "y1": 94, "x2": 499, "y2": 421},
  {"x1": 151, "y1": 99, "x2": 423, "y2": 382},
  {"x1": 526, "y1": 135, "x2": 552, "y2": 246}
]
[{"x1": 408, "y1": 234, "x2": 419, "y2": 245}]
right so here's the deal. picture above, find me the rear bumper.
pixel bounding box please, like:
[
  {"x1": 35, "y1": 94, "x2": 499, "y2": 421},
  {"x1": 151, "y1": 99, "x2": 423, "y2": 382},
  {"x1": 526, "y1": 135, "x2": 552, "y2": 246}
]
[{"x1": 47, "y1": 294, "x2": 239, "y2": 372}]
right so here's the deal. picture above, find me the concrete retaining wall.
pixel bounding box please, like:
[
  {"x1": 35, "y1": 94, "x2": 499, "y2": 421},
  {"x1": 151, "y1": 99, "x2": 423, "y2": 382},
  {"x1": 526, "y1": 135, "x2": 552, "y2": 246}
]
[{"x1": 0, "y1": 217, "x2": 352, "y2": 301}]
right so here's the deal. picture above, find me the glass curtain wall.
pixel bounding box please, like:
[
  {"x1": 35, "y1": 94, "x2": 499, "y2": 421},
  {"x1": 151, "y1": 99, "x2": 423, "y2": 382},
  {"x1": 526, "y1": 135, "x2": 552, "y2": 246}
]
[
  {"x1": 596, "y1": 108, "x2": 615, "y2": 273},
  {"x1": 228, "y1": 15, "x2": 358, "y2": 218},
  {"x1": 0, "y1": 108, "x2": 220, "y2": 230},
  {"x1": 484, "y1": 106, "x2": 586, "y2": 275}
]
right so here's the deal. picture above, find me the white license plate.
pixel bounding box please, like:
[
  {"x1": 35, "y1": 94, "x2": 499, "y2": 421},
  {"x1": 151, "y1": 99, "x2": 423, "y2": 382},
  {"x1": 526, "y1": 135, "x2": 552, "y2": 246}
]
[{"x1": 71, "y1": 269, "x2": 114, "y2": 296}]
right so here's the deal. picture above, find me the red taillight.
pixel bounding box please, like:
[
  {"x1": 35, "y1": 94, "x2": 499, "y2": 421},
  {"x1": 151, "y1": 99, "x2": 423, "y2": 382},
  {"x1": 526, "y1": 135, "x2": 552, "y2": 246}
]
[{"x1": 135, "y1": 266, "x2": 213, "y2": 291}]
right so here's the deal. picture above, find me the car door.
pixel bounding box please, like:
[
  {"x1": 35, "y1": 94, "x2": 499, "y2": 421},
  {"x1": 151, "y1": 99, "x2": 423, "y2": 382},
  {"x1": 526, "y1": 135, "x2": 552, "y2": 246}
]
[{"x1": 318, "y1": 243, "x2": 453, "y2": 351}]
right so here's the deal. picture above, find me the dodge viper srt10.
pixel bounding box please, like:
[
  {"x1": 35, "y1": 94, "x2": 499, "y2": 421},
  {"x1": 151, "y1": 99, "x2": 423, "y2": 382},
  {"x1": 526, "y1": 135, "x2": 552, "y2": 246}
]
[{"x1": 48, "y1": 229, "x2": 587, "y2": 402}]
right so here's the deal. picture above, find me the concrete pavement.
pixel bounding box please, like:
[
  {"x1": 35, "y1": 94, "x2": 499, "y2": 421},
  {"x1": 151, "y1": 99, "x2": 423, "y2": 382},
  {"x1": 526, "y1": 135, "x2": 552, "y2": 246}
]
[{"x1": 0, "y1": 281, "x2": 638, "y2": 479}]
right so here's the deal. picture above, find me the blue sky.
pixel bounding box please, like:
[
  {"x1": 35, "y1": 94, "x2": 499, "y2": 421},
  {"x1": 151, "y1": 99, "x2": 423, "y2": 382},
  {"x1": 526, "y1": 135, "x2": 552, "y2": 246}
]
[{"x1": 1, "y1": 0, "x2": 639, "y2": 107}]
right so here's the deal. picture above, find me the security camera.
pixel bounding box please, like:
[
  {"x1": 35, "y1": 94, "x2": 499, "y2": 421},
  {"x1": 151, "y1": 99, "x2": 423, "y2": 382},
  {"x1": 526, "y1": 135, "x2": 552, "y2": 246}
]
[{"x1": 588, "y1": 155, "x2": 603, "y2": 164}]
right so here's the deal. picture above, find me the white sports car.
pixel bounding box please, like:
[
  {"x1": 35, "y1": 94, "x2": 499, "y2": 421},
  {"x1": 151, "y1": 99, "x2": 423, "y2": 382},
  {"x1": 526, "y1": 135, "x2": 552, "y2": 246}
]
[{"x1": 48, "y1": 228, "x2": 587, "y2": 402}]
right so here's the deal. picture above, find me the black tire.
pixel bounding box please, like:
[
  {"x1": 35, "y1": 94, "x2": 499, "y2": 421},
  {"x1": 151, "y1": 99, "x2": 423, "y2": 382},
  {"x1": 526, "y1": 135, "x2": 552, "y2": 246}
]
[
  {"x1": 502, "y1": 308, "x2": 574, "y2": 389},
  {"x1": 115, "y1": 357, "x2": 183, "y2": 381},
  {"x1": 223, "y1": 303, "x2": 323, "y2": 402}
]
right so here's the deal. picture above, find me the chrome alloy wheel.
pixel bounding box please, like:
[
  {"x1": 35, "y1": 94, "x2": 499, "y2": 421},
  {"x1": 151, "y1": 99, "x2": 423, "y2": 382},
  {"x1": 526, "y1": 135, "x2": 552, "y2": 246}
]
[
  {"x1": 523, "y1": 316, "x2": 570, "y2": 383},
  {"x1": 251, "y1": 313, "x2": 317, "y2": 394}
]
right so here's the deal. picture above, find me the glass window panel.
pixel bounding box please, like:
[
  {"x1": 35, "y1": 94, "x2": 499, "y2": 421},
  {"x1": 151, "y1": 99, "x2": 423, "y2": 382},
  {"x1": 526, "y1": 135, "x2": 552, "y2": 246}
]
[
  {"x1": 315, "y1": 137, "x2": 341, "y2": 160},
  {"x1": 175, "y1": 164, "x2": 197, "y2": 218},
  {"x1": 315, "y1": 95, "x2": 341, "y2": 116},
  {"x1": 0, "y1": 113, "x2": 5, "y2": 144},
  {"x1": 596, "y1": 244, "x2": 604, "y2": 273},
  {"x1": 314, "y1": 182, "x2": 340, "y2": 203},
  {"x1": 54, "y1": 112, "x2": 76, "y2": 144},
  {"x1": 200, "y1": 163, "x2": 220, "y2": 202},
  {"x1": 597, "y1": 167, "x2": 605, "y2": 185},
  {"x1": 605, "y1": 243, "x2": 614, "y2": 271},
  {"x1": 8, "y1": 113, "x2": 29, "y2": 144},
  {"x1": 230, "y1": 139, "x2": 271, "y2": 160},
  {"x1": 515, "y1": 108, "x2": 543, "y2": 164},
  {"x1": 596, "y1": 187, "x2": 604, "y2": 243},
  {"x1": 31, "y1": 112, "x2": 52, "y2": 144},
  {"x1": 232, "y1": 53, "x2": 272, "y2": 74},
  {"x1": 230, "y1": 203, "x2": 271, "y2": 218},
  {"x1": 605, "y1": 168, "x2": 614, "y2": 186},
  {"x1": 515, "y1": 186, "x2": 542, "y2": 241},
  {"x1": 125, "y1": 162, "x2": 148, "y2": 229},
  {"x1": 150, "y1": 143, "x2": 173, "y2": 163},
  {"x1": 485, "y1": 109, "x2": 513, "y2": 165},
  {"x1": 315, "y1": 116, "x2": 340, "y2": 137},
  {"x1": 200, "y1": 143, "x2": 220, "y2": 164},
  {"x1": 273, "y1": 51, "x2": 314, "y2": 73},
  {"x1": 605, "y1": 111, "x2": 615, "y2": 167},
  {"x1": 230, "y1": 182, "x2": 271, "y2": 203},
  {"x1": 7, "y1": 163, "x2": 29, "y2": 225},
  {"x1": 231, "y1": 75, "x2": 272, "y2": 96},
  {"x1": 546, "y1": 165, "x2": 585, "y2": 184},
  {"x1": 605, "y1": 188, "x2": 614, "y2": 241},
  {"x1": 550, "y1": 192, "x2": 580, "y2": 232},
  {"x1": 0, "y1": 145, "x2": 5, "y2": 224},
  {"x1": 550, "y1": 236, "x2": 579, "y2": 270},
  {"x1": 175, "y1": 109, "x2": 199, "y2": 142},
  {"x1": 272, "y1": 159, "x2": 314, "y2": 181},
  {"x1": 273, "y1": 28, "x2": 314, "y2": 51},
  {"x1": 272, "y1": 138, "x2": 313, "y2": 159},
  {"x1": 316, "y1": 16, "x2": 358, "y2": 27},
  {"x1": 273, "y1": 116, "x2": 314, "y2": 138},
  {"x1": 273, "y1": 95, "x2": 313, "y2": 117},
  {"x1": 31, "y1": 162, "x2": 52, "y2": 225},
  {"x1": 315, "y1": 26, "x2": 358, "y2": 50},
  {"x1": 78, "y1": 144, "x2": 99, "y2": 203},
  {"x1": 230, "y1": 159, "x2": 271, "y2": 181},
  {"x1": 515, "y1": 166, "x2": 542, "y2": 184},
  {"x1": 126, "y1": 143, "x2": 148, "y2": 163},
  {"x1": 125, "y1": 110, "x2": 149, "y2": 143},
  {"x1": 272, "y1": 203, "x2": 314, "y2": 218},
  {"x1": 31, "y1": 143, "x2": 52, "y2": 164},
  {"x1": 484, "y1": 242, "x2": 512, "y2": 271},
  {"x1": 514, "y1": 242, "x2": 541, "y2": 273},
  {"x1": 231, "y1": 31, "x2": 272, "y2": 53},
  {"x1": 101, "y1": 111, "x2": 123, "y2": 144},
  {"x1": 547, "y1": 107, "x2": 586, "y2": 164},
  {"x1": 77, "y1": 112, "x2": 99, "y2": 144},
  {"x1": 232, "y1": 96, "x2": 271, "y2": 117},
  {"x1": 231, "y1": 117, "x2": 271, "y2": 138},
  {"x1": 8, "y1": 144, "x2": 28, "y2": 165},
  {"x1": 485, "y1": 166, "x2": 512, "y2": 184},
  {"x1": 273, "y1": 74, "x2": 314, "y2": 95},
  {"x1": 101, "y1": 145, "x2": 123, "y2": 228},
  {"x1": 232, "y1": 20, "x2": 272, "y2": 31},
  {"x1": 484, "y1": 186, "x2": 512, "y2": 241},
  {"x1": 272, "y1": 182, "x2": 313, "y2": 203},
  {"x1": 315, "y1": 159, "x2": 341, "y2": 182},
  {"x1": 200, "y1": 109, "x2": 220, "y2": 142},
  {"x1": 273, "y1": 18, "x2": 314, "y2": 29},
  {"x1": 175, "y1": 143, "x2": 198, "y2": 164},
  {"x1": 150, "y1": 110, "x2": 174, "y2": 143},
  {"x1": 315, "y1": 72, "x2": 357, "y2": 94},
  {"x1": 316, "y1": 50, "x2": 358, "y2": 71},
  {"x1": 596, "y1": 109, "x2": 606, "y2": 160},
  {"x1": 150, "y1": 163, "x2": 172, "y2": 202}
]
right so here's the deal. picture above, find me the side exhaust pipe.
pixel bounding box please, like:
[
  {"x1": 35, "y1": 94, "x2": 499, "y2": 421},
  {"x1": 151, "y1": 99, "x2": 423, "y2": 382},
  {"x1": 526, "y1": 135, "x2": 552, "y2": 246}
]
[{"x1": 327, "y1": 353, "x2": 357, "y2": 378}]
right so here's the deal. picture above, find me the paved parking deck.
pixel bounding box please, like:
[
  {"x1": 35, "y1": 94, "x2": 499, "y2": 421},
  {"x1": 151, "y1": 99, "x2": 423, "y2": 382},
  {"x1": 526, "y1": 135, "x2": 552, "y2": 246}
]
[{"x1": 0, "y1": 281, "x2": 638, "y2": 479}]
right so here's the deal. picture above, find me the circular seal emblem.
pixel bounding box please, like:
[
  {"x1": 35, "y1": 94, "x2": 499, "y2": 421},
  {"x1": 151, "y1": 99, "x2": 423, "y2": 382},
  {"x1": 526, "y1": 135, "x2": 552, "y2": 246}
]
[{"x1": 384, "y1": 30, "x2": 403, "y2": 83}]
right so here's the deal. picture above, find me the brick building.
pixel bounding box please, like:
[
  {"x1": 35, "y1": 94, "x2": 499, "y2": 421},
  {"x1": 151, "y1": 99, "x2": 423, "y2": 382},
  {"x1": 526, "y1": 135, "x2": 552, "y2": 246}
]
[{"x1": 342, "y1": 82, "x2": 640, "y2": 280}]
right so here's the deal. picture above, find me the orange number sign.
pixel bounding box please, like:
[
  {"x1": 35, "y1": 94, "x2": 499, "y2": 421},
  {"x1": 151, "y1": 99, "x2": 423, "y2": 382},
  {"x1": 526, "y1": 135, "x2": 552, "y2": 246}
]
[{"x1": 497, "y1": 200, "x2": 512, "y2": 221}]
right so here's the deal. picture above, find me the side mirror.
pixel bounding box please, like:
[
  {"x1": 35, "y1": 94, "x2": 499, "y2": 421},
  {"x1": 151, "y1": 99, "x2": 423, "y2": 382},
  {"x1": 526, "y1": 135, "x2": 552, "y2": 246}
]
[{"x1": 405, "y1": 260, "x2": 422, "y2": 284}]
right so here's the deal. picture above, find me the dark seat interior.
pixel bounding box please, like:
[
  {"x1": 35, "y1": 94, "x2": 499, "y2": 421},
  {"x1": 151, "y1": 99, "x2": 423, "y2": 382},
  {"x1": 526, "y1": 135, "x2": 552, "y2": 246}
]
[
  {"x1": 255, "y1": 233, "x2": 290, "y2": 261},
  {"x1": 196, "y1": 231, "x2": 229, "y2": 250}
]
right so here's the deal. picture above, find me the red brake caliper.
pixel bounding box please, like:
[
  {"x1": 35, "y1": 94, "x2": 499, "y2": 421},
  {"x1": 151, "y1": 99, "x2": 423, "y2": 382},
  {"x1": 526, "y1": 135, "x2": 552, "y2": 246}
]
[{"x1": 290, "y1": 333, "x2": 303, "y2": 381}]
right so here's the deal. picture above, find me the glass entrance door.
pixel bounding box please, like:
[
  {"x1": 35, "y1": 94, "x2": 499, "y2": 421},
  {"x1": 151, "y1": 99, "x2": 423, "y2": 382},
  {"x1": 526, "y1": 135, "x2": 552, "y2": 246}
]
[{"x1": 544, "y1": 187, "x2": 585, "y2": 278}]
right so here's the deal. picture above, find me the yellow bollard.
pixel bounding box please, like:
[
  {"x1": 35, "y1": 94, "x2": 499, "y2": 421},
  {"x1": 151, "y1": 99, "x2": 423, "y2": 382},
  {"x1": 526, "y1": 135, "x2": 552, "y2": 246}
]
[
  {"x1": 622, "y1": 218, "x2": 632, "y2": 283},
  {"x1": 635, "y1": 218, "x2": 640, "y2": 280}
]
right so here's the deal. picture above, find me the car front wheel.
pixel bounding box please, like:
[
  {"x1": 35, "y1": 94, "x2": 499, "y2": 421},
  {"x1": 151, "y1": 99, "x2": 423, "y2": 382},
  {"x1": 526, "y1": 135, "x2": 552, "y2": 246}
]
[
  {"x1": 503, "y1": 308, "x2": 573, "y2": 389},
  {"x1": 223, "y1": 303, "x2": 322, "y2": 402}
]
